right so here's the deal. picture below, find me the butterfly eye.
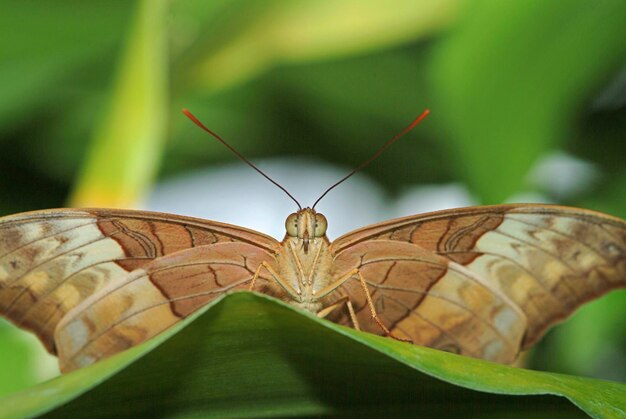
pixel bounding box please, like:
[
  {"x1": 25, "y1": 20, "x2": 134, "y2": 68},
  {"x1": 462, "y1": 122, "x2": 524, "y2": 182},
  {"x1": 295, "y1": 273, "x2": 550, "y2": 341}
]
[
  {"x1": 285, "y1": 213, "x2": 298, "y2": 236},
  {"x1": 314, "y1": 213, "x2": 327, "y2": 237}
]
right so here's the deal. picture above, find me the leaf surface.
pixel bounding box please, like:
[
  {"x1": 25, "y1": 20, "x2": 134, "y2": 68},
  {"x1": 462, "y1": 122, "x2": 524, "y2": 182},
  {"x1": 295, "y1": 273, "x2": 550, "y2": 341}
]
[{"x1": 2, "y1": 293, "x2": 624, "y2": 418}]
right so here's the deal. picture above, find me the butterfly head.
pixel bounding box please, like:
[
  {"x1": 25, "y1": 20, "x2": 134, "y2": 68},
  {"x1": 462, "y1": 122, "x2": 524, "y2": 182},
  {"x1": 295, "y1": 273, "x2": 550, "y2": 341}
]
[{"x1": 285, "y1": 208, "x2": 328, "y2": 252}]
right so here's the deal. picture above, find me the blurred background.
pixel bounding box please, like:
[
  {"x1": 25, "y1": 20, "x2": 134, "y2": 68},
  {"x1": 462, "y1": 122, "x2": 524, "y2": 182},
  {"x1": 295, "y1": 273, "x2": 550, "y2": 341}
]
[{"x1": 0, "y1": 0, "x2": 624, "y2": 396}]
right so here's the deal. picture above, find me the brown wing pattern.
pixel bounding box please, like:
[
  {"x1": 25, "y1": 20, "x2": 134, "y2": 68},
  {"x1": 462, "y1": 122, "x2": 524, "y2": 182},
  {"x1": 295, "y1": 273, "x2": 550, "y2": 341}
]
[
  {"x1": 332, "y1": 204, "x2": 626, "y2": 350},
  {"x1": 0, "y1": 209, "x2": 279, "y2": 354},
  {"x1": 330, "y1": 240, "x2": 527, "y2": 363},
  {"x1": 54, "y1": 243, "x2": 276, "y2": 372}
]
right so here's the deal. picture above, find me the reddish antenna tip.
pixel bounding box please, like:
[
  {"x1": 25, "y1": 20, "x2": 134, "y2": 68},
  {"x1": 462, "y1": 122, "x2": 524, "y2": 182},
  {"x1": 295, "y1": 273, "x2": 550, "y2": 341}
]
[
  {"x1": 312, "y1": 108, "x2": 430, "y2": 209},
  {"x1": 408, "y1": 109, "x2": 430, "y2": 130},
  {"x1": 182, "y1": 109, "x2": 208, "y2": 131},
  {"x1": 182, "y1": 108, "x2": 303, "y2": 210}
]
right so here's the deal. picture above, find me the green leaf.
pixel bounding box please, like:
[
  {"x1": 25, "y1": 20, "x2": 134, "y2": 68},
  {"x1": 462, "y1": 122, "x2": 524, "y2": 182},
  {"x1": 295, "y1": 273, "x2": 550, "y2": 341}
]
[
  {"x1": 69, "y1": 0, "x2": 170, "y2": 207},
  {"x1": 183, "y1": 0, "x2": 459, "y2": 93},
  {"x1": 0, "y1": 1, "x2": 132, "y2": 131},
  {"x1": 2, "y1": 293, "x2": 623, "y2": 418},
  {"x1": 0, "y1": 320, "x2": 57, "y2": 398},
  {"x1": 538, "y1": 290, "x2": 626, "y2": 381},
  {"x1": 429, "y1": 0, "x2": 626, "y2": 203}
]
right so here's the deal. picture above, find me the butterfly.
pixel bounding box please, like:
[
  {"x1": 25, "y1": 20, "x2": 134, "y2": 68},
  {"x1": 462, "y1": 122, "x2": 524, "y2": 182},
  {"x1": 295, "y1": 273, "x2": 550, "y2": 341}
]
[{"x1": 0, "y1": 110, "x2": 625, "y2": 373}]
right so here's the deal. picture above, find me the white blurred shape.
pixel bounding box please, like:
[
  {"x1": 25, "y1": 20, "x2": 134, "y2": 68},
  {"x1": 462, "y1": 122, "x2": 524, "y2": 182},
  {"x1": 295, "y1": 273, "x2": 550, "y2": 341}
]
[
  {"x1": 391, "y1": 183, "x2": 475, "y2": 218},
  {"x1": 527, "y1": 151, "x2": 598, "y2": 198},
  {"x1": 145, "y1": 158, "x2": 387, "y2": 240},
  {"x1": 505, "y1": 191, "x2": 554, "y2": 204}
]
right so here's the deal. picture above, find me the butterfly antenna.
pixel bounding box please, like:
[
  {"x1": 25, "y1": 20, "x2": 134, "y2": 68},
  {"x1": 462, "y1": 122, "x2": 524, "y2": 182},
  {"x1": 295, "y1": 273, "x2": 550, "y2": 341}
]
[
  {"x1": 183, "y1": 109, "x2": 302, "y2": 210},
  {"x1": 312, "y1": 109, "x2": 430, "y2": 209}
]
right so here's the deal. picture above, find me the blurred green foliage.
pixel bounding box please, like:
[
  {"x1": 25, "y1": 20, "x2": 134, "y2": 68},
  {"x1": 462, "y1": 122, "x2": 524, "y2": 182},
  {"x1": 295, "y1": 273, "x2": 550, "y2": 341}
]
[{"x1": 0, "y1": 0, "x2": 624, "y2": 407}]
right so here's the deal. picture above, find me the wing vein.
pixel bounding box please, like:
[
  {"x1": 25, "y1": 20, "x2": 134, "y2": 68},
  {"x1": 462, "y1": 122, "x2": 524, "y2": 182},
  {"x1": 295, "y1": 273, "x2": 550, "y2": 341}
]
[{"x1": 65, "y1": 278, "x2": 252, "y2": 363}]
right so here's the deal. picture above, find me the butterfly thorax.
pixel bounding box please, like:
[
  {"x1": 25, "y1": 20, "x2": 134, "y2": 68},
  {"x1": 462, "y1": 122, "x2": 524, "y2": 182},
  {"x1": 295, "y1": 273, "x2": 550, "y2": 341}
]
[{"x1": 275, "y1": 208, "x2": 335, "y2": 312}]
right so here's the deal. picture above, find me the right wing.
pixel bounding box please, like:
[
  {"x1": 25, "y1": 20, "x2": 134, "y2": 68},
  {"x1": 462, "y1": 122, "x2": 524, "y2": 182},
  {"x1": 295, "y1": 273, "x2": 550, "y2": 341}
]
[
  {"x1": 0, "y1": 208, "x2": 278, "y2": 355},
  {"x1": 55, "y1": 242, "x2": 276, "y2": 372}
]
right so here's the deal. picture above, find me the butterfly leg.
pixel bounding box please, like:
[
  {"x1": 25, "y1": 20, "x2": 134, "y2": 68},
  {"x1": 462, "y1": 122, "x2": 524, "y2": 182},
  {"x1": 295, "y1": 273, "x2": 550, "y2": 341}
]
[
  {"x1": 248, "y1": 263, "x2": 265, "y2": 291},
  {"x1": 316, "y1": 268, "x2": 410, "y2": 342},
  {"x1": 355, "y1": 270, "x2": 412, "y2": 343},
  {"x1": 316, "y1": 296, "x2": 360, "y2": 331},
  {"x1": 248, "y1": 261, "x2": 301, "y2": 300}
]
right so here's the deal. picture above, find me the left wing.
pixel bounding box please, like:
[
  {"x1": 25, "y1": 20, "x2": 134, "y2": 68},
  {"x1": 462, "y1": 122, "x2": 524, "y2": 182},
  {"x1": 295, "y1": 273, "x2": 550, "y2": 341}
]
[
  {"x1": 330, "y1": 240, "x2": 528, "y2": 363},
  {"x1": 331, "y1": 204, "x2": 626, "y2": 352}
]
